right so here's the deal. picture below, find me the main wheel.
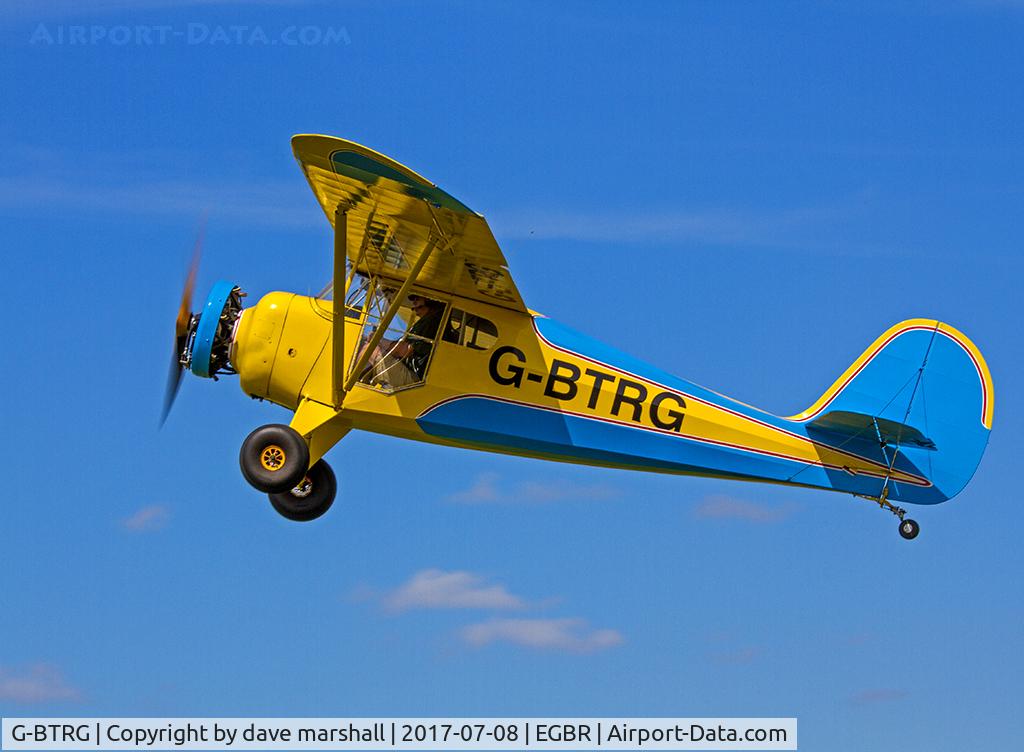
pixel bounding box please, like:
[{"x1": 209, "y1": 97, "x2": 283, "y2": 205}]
[
  {"x1": 239, "y1": 424, "x2": 310, "y2": 493},
  {"x1": 268, "y1": 460, "x2": 336, "y2": 522},
  {"x1": 899, "y1": 518, "x2": 920, "y2": 540}
]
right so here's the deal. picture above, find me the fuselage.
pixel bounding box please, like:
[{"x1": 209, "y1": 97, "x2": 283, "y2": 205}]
[{"x1": 228, "y1": 290, "x2": 940, "y2": 505}]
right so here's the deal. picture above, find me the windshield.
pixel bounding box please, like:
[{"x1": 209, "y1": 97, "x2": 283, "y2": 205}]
[{"x1": 348, "y1": 276, "x2": 446, "y2": 392}]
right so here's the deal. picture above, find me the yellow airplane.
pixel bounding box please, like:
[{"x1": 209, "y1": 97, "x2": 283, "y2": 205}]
[{"x1": 163, "y1": 134, "x2": 994, "y2": 538}]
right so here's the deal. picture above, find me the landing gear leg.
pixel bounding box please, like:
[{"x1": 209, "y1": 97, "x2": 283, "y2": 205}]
[
  {"x1": 857, "y1": 488, "x2": 919, "y2": 540},
  {"x1": 861, "y1": 423, "x2": 919, "y2": 540}
]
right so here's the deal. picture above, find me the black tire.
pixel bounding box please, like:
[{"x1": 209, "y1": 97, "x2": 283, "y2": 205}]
[
  {"x1": 239, "y1": 424, "x2": 310, "y2": 493},
  {"x1": 899, "y1": 518, "x2": 920, "y2": 540},
  {"x1": 268, "y1": 460, "x2": 336, "y2": 522}
]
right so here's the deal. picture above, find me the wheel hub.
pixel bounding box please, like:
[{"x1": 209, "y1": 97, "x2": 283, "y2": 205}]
[
  {"x1": 290, "y1": 477, "x2": 314, "y2": 498},
  {"x1": 260, "y1": 445, "x2": 286, "y2": 471}
]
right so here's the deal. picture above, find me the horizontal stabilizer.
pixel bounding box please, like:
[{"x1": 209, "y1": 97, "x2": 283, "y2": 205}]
[{"x1": 807, "y1": 410, "x2": 937, "y2": 450}]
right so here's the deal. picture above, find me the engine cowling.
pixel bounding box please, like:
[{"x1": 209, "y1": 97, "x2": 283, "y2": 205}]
[
  {"x1": 181, "y1": 281, "x2": 245, "y2": 379},
  {"x1": 230, "y1": 292, "x2": 332, "y2": 409}
]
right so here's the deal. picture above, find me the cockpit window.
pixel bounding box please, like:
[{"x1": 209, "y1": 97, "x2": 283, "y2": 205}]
[
  {"x1": 353, "y1": 287, "x2": 446, "y2": 392},
  {"x1": 443, "y1": 308, "x2": 499, "y2": 350},
  {"x1": 343, "y1": 274, "x2": 372, "y2": 318}
]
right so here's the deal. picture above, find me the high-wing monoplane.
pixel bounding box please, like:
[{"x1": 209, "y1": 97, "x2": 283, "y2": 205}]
[{"x1": 163, "y1": 135, "x2": 993, "y2": 538}]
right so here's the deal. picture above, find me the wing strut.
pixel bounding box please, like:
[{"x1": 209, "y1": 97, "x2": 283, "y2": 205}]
[
  {"x1": 332, "y1": 204, "x2": 347, "y2": 407},
  {"x1": 342, "y1": 233, "x2": 440, "y2": 393}
]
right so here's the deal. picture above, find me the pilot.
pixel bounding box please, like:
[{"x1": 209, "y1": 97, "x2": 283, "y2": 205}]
[
  {"x1": 393, "y1": 295, "x2": 445, "y2": 378},
  {"x1": 363, "y1": 294, "x2": 444, "y2": 387}
]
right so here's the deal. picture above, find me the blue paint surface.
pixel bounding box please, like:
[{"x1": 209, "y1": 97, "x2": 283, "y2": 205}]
[{"x1": 189, "y1": 280, "x2": 236, "y2": 378}]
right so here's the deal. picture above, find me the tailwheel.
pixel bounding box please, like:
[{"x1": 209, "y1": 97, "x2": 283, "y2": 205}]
[
  {"x1": 239, "y1": 424, "x2": 310, "y2": 493},
  {"x1": 899, "y1": 518, "x2": 920, "y2": 540},
  {"x1": 857, "y1": 488, "x2": 921, "y2": 541},
  {"x1": 268, "y1": 460, "x2": 336, "y2": 522}
]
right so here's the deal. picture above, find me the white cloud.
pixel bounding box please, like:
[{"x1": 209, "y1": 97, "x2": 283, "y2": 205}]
[
  {"x1": 0, "y1": 665, "x2": 80, "y2": 704},
  {"x1": 447, "y1": 473, "x2": 501, "y2": 504},
  {"x1": 693, "y1": 494, "x2": 796, "y2": 524},
  {"x1": 460, "y1": 618, "x2": 623, "y2": 653},
  {"x1": 375, "y1": 570, "x2": 622, "y2": 653},
  {"x1": 383, "y1": 569, "x2": 526, "y2": 612},
  {"x1": 447, "y1": 473, "x2": 618, "y2": 505},
  {"x1": 122, "y1": 504, "x2": 170, "y2": 532}
]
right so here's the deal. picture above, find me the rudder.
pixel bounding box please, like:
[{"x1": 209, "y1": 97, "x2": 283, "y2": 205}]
[{"x1": 792, "y1": 319, "x2": 993, "y2": 504}]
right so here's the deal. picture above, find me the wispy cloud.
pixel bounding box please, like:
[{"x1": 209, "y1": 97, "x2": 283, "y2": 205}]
[
  {"x1": 372, "y1": 569, "x2": 623, "y2": 653},
  {"x1": 382, "y1": 569, "x2": 526, "y2": 613},
  {"x1": 0, "y1": 142, "x2": 319, "y2": 229},
  {"x1": 693, "y1": 494, "x2": 797, "y2": 524},
  {"x1": 460, "y1": 618, "x2": 623, "y2": 653},
  {"x1": 850, "y1": 688, "x2": 909, "y2": 706},
  {"x1": 0, "y1": 174, "x2": 317, "y2": 230},
  {"x1": 121, "y1": 504, "x2": 170, "y2": 532},
  {"x1": 0, "y1": 142, "x2": 872, "y2": 250},
  {"x1": 447, "y1": 472, "x2": 618, "y2": 505},
  {"x1": 1, "y1": 168, "x2": 852, "y2": 247},
  {"x1": 0, "y1": 664, "x2": 80, "y2": 704},
  {"x1": 446, "y1": 474, "x2": 502, "y2": 504},
  {"x1": 488, "y1": 200, "x2": 855, "y2": 248}
]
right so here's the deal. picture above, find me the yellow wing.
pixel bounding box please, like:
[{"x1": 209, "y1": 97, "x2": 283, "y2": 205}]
[{"x1": 292, "y1": 134, "x2": 526, "y2": 312}]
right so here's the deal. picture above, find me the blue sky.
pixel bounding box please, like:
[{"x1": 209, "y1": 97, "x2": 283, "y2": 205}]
[{"x1": 1, "y1": 1, "x2": 1021, "y2": 750}]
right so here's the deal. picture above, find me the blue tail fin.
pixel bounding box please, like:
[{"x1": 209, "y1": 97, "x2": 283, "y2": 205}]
[{"x1": 793, "y1": 320, "x2": 993, "y2": 504}]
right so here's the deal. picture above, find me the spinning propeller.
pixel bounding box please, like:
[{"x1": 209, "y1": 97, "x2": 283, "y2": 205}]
[
  {"x1": 160, "y1": 221, "x2": 246, "y2": 426},
  {"x1": 161, "y1": 227, "x2": 204, "y2": 425}
]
